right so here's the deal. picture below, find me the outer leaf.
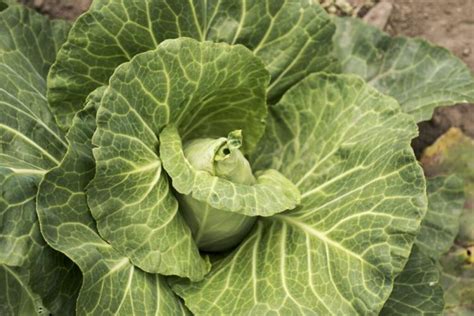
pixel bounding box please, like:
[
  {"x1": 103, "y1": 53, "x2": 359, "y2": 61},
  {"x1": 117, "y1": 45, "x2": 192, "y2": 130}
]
[
  {"x1": 381, "y1": 176, "x2": 465, "y2": 315},
  {"x1": 416, "y1": 175, "x2": 465, "y2": 261},
  {"x1": 88, "y1": 38, "x2": 268, "y2": 277},
  {"x1": 47, "y1": 0, "x2": 336, "y2": 128},
  {"x1": 441, "y1": 249, "x2": 474, "y2": 316},
  {"x1": 333, "y1": 17, "x2": 474, "y2": 122},
  {"x1": 0, "y1": 6, "x2": 69, "y2": 171},
  {"x1": 418, "y1": 130, "x2": 474, "y2": 314},
  {"x1": 381, "y1": 245, "x2": 444, "y2": 315},
  {"x1": 0, "y1": 169, "x2": 81, "y2": 316},
  {"x1": 37, "y1": 88, "x2": 189, "y2": 315},
  {"x1": 160, "y1": 125, "x2": 300, "y2": 217},
  {"x1": 173, "y1": 74, "x2": 426, "y2": 314},
  {"x1": 420, "y1": 127, "x2": 474, "y2": 245},
  {"x1": 0, "y1": 6, "x2": 80, "y2": 315},
  {"x1": 398, "y1": 130, "x2": 473, "y2": 314},
  {"x1": 0, "y1": 264, "x2": 45, "y2": 315},
  {"x1": 0, "y1": 170, "x2": 42, "y2": 267},
  {"x1": 205, "y1": 0, "x2": 337, "y2": 103}
]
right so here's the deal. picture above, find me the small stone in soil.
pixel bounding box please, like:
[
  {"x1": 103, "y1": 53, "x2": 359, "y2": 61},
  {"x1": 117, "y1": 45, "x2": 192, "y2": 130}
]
[{"x1": 363, "y1": 1, "x2": 393, "y2": 30}]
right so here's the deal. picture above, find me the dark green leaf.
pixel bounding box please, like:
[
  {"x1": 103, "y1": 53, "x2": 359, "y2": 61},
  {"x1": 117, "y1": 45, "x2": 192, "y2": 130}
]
[
  {"x1": 381, "y1": 245, "x2": 444, "y2": 315},
  {"x1": 416, "y1": 175, "x2": 465, "y2": 260},
  {"x1": 37, "y1": 87, "x2": 189, "y2": 315},
  {"x1": 0, "y1": 6, "x2": 79, "y2": 315}
]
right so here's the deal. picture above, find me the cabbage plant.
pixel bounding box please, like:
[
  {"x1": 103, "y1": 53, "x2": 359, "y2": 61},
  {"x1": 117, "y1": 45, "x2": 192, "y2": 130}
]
[{"x1": 0, "y1": 0, "x2": 473, "y2": 315}]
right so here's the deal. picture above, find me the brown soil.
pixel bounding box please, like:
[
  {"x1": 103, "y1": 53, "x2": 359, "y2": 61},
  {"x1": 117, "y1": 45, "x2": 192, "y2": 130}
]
[
  {"x1": 386, "y1": 0, "x2": 474, "y2": 71},
  {"x1": 18, "y1": 0, "x2": 91, "y2": 20}
]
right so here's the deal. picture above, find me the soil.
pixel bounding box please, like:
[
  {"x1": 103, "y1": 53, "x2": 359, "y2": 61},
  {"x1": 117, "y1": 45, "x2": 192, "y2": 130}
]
[
  {"x1": 18, "y1": 0, "x2": 474, "y2": 157},
  {"x1": 386, "y1": 0, "x2": 474, "y2": 71},
  {"x1": 18, "y1": 0, "x2": 91, "y2": 20}
]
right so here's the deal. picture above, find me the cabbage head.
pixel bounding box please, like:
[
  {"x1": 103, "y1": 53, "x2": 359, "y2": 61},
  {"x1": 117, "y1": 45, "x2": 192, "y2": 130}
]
[{"x1": 0, "y1": 1, "x2": 472, "y2": 315}]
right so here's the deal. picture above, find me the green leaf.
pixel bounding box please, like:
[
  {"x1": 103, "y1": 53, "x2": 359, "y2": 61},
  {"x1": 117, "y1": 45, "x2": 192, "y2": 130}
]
[
  {"x1": 0, "y1": 5, "x2": 69, "y2": 171},
  {"x1": 89, "y1": 37, "x2": 272, "y2": 278},
  {"x1": 37, "y1": 87, "x2": 189, "y2": 315},
  {"x1": 381, "y1": 245, "x2": 444, "y2": 315},
  {"x1": 0, "y1": 169, "x2": 42, "y2": 267},
  {"x1": 441, "y1": 251, "x2": 474, "y2": 315},
  {"x1": 0, "y1": 3, "x2": 69, "y2": 260},
  {"x1": 0, "y1": 169, "x2": 81, "y2": 316},
  {"x1": 160, "y1": 125, "x2": 300, "y2": 217},
  {"x1": 205, "y1": 0, "x2": 338, "y2": 103},
  {"x1": 95, "y1": 37, "x2": 268, "y2": 153},
  {"x1": 333, "y1": 17, "x2": 474, "y2": 122},
  {"x1": 172, "y1": 73, "x2": 426, "y2": 314},
  {"x1": 416, "y1": 175, "x2": 465, "y2": 261},
  {"x1": 88, "y1": 38, "x2": 269, "y2": 277},
  {"x1": 47, "y1": 0, "x2": 336, "y2": 128},
  {"x1": 0, "y1": 264, "x2": 47, "y2": 315},
  {"x1": 381, "y1": 176, "x2": 465, "y2": 315},
  {"x1": 0, "y1": 6, "x2": 80, "y2": 315}
]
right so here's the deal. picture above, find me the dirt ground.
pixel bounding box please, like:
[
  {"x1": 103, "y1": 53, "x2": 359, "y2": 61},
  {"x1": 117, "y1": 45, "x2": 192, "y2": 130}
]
[
  {"x1": 18, "y1": 0, "x2": 90, "y2": 20},
  {"x1": 18, "y1": 0, "x2": 474, "y2": 156},
  {"x1": 387, "y1": 0, "x2": 474, "y2": 71}
]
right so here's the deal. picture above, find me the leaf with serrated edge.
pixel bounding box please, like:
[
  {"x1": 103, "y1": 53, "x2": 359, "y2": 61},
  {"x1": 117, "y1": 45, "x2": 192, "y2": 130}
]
[
  {"x1": 37, "y1": 87, "x2": 189, "y2": 315},
  {"x1": 172, "y1": 74, "x2": 426, "y2": 315},
  {"x1": 333, "y1": 17, "x2": 474, "y2": 122},
  {"x1": 47, "y1": 0, "x2": 336, "y2": 128},
  {"x1": 160, "y1": 125, "x2": 300, "y2": 217},
  {"x1": 0, "y1": 6, "x2": 81, "y2": 315}
]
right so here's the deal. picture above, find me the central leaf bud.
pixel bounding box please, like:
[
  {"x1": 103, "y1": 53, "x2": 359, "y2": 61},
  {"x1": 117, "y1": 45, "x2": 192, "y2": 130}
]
[{"x1": 178, "y1": 131, "x2": 257, "y2": 252}]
